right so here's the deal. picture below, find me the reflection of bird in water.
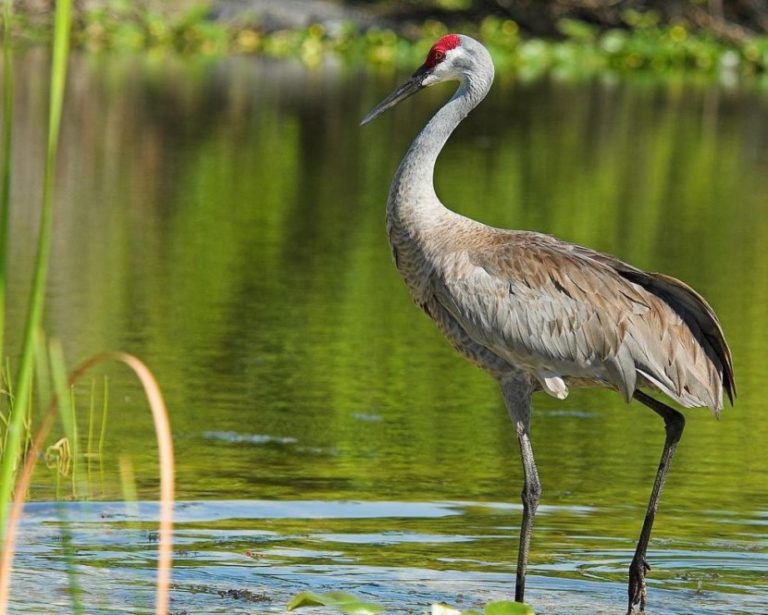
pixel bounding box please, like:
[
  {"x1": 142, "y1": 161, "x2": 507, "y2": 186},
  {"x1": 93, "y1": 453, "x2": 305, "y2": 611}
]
[{"x1": 362, "y1": 33, "x2": 735, "y2": 614}]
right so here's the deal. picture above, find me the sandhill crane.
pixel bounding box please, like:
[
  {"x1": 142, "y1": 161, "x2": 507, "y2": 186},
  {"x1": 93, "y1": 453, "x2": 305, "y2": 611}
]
[{"x1": 361, "y1": 34, "x2": 735, "y2": 614}]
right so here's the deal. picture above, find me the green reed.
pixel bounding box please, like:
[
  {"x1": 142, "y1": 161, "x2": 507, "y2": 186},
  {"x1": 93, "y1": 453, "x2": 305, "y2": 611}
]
[{"x1": 0, "y1": 0, "x2": 72, "y2": 544}]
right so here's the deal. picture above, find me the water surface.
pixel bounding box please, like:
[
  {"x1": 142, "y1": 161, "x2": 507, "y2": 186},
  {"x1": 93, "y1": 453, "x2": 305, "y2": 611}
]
[{"x1": 3, "y1": 51, "x2": 767, "y2": 613}]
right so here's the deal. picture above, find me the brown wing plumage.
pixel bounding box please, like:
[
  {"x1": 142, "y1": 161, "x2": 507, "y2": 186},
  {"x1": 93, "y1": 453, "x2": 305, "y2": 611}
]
[
  {"x1": 431, "y1": 230, "x2": 734, "y2": 412},
  {"x1": 574, "y1": 246, "x2": 735, "y2": 404}
]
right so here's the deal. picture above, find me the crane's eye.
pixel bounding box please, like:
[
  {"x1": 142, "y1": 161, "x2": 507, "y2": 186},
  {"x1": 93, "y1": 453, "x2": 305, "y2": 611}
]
[{"x1": 425, "y1": 47, "x2": 447, "y2": 68}]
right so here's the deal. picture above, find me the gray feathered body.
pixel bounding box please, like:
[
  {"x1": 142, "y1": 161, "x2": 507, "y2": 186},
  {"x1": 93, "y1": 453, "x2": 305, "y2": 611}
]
[{"x1": 385, "y1": 36, "x2": 734, "y2": 414}]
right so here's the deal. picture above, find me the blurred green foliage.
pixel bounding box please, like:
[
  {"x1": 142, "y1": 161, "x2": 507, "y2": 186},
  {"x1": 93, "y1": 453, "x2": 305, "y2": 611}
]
[{"x1": 1, "y1": 1, "x2": 768, "y2": 75}]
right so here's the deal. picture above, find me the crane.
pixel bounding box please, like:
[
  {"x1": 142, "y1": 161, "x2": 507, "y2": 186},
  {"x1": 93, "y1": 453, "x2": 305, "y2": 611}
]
[{"x1": 361, "y1": 34, "x2": 735, "y2": 614}]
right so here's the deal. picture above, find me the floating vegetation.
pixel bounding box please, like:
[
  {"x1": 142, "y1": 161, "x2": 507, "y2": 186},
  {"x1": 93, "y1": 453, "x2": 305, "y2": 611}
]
[
  {"x1": 431, "y1": 602, "x2": 535, "y2": 615},
  {"x1": 288, "y1": 591, "x2": 385, "y2": 614},
  {"x1": 287, "y1": 592, "x2": 535, "y2": 615}
]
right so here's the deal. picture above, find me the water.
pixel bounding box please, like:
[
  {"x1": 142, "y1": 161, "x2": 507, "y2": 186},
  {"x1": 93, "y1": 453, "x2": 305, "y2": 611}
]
[{"x1": 3, "y1": 51, "x2": 768, "y2": 613}]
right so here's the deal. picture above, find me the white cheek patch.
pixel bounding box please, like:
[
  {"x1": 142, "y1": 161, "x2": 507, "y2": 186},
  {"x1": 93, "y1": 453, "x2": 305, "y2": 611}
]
[
  {"x1": 444, "y1": 47, "x2": 462, "y2": 62},
  {"x1": 424, "y1": 47, "x2": 465, "y2": 86}
]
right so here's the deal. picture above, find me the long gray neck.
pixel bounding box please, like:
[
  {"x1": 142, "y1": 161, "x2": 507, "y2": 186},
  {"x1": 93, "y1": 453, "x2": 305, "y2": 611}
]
[{"x1": 388, "y1": 71, "x2": 492, "y2": 224}]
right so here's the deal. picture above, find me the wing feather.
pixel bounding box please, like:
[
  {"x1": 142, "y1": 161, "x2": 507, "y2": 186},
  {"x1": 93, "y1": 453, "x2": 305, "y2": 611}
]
[{"x1": 431, "y1": 231, "x2": 733, "y2": 411}]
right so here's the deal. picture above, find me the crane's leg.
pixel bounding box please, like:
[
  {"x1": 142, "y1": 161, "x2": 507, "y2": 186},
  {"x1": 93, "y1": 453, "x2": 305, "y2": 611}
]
[
  {"x1": 500, "y1": 376, "x2": 539, "y2": 604},
  {"x1": 514, "y1": 427, "x2": 541, "y2": 603},
  {"x1": 627, "y1": 390, "x2": 685, "y2": 614}
]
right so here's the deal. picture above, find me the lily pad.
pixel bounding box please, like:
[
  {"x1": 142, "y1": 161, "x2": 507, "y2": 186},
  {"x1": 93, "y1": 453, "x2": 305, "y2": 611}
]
[
  {"x1": 287, "y1": 591, "x2": 384, "y2": 614},
  {"x1": 429, "y1": 600, "x2": 533, "y2": 615},
  {"x1": 484, "y1": 601, "x2": 535, "y2": 615}
]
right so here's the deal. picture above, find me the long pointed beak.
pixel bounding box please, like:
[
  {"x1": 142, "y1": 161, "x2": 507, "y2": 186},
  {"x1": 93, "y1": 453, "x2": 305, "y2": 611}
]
[{"x1": 360, "y1": 66, "x2": 428, "y2": 126}]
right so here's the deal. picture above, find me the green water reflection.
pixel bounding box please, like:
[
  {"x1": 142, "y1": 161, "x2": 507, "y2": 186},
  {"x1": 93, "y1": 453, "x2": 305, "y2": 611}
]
[{"x1": 3, "y1": 51, "x2": 767, "y2": 605}]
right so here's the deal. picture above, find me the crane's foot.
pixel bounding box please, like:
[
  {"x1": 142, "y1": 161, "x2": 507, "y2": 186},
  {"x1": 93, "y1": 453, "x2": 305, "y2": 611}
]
[{"x1": 626, "y1": 556, "x2": 650, "y2": 614}]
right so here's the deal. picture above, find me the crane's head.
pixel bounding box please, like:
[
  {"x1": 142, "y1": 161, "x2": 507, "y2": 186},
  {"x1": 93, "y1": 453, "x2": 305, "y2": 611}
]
[{"x1": 361, "y1": 34, "x2": 489, "y2": 125}]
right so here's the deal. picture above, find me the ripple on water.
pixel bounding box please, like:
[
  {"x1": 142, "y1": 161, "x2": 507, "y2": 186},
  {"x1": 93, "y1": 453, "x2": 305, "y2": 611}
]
[{"x1": 9, "y1": 500, "x2": 766, "y2": 614}]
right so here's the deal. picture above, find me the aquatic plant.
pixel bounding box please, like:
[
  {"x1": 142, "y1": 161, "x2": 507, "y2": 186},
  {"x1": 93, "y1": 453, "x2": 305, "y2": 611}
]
[{"x1": 0, "y1": 351, "x2": 174, "y2": 614}]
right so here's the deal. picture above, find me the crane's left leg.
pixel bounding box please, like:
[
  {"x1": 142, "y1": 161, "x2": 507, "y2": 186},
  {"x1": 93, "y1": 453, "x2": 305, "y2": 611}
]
[
  {"x1": 514, "y1": 427, "x2": 540, "y2": 603},
  {"x1": 500, "y1": 376, "x2": 538, "y2": 604},
  {"x1": 627, "y1": 390, "x2": 686, "y2": 614}
]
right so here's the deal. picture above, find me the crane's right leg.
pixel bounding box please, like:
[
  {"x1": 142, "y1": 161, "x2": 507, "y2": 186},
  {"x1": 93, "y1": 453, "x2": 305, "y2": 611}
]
[
  {"x1": 627, "y1": 390, "x2": 685, "y2": 614},
  {"x1": 500, "y1": 376, "x2": 539, "y2": 604}
]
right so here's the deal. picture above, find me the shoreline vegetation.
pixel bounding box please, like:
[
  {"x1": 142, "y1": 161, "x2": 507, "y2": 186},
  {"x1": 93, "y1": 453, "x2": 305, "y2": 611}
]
[
  {"x1": 1, "y1": 1, "x2": 174, "y2": 612},
  {"x1": 0, "y1": 0, "x2": 767, "y2": 77}
]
